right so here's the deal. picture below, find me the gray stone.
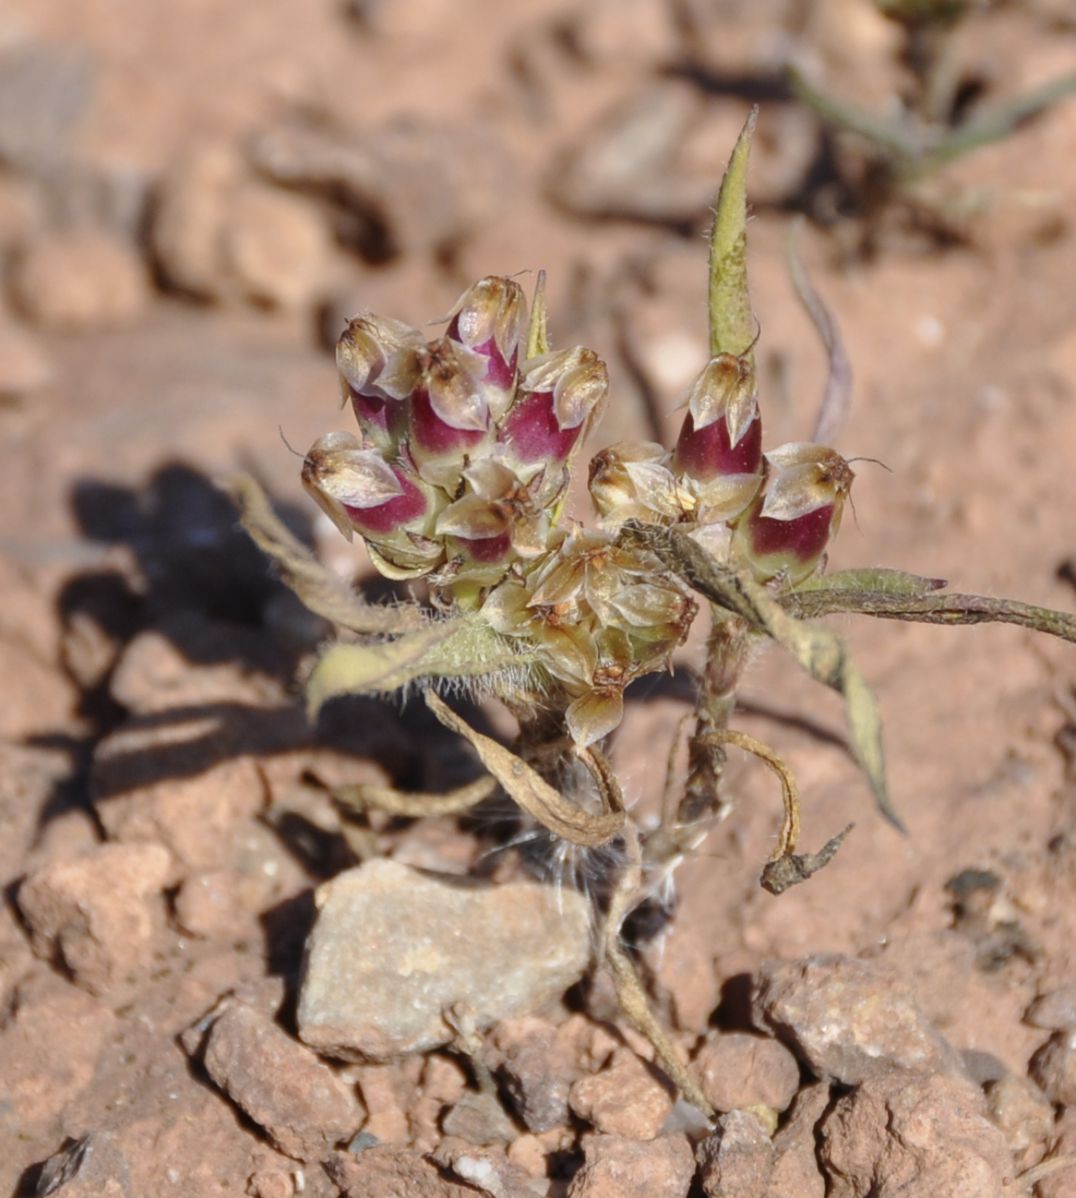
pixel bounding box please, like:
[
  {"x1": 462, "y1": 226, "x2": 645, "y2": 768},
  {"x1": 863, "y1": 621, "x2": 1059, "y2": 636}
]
[
  {"x1": 751, "y1": 955, "x2": 964, "y2": 1085},
  {"x1": 298, "y1": 859, "x2": 592, "y2": 1061},
  {"x1": 0, "y1": 42, "x2": 94, "y2": 171}
]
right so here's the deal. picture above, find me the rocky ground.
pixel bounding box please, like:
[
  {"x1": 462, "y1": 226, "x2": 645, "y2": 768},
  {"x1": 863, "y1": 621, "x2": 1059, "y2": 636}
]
[{"x1": 2, "y1": 1, "x2": 1076, "y2": 1195}]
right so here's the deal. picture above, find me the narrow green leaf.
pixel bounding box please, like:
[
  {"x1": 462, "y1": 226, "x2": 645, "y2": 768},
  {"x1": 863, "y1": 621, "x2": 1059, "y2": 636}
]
[
  {"x1": 709, "y1": 108, "x2": 759, "y2": 363},
  {"x1": 792, "y1": 567, "x2": 948, "y2": 597}
]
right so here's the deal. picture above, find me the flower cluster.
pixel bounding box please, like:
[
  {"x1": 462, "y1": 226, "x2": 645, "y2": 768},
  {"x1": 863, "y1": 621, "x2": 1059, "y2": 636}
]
[
  {"x1": 303, "y1": 276, "x2": 854, "y2": 745},
  {"x1": 590, "y1": 352, "x2": 854, "y2": 585}
]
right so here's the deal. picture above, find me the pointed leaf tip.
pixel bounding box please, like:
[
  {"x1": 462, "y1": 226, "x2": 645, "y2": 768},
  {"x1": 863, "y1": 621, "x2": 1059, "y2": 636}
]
[
  {"x1": 526, "y1": 270, "x2": 550, "y2": 359},
  {"x1": 709, "y1": 106, "x2": 759, "y2": 364}
]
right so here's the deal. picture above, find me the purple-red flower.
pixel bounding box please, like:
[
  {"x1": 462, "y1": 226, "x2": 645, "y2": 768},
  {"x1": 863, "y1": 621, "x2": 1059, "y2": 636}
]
[{"x1": 732, "y1": 442, "x2": 854, "y2": 584}]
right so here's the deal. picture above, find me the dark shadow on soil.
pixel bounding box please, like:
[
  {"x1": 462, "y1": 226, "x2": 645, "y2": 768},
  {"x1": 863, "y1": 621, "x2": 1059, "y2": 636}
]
[{"x1": 27, "y1": 462, "x2": 487, "y2": 846}]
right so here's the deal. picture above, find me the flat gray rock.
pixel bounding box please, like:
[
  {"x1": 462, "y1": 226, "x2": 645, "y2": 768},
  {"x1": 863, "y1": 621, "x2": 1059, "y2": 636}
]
[{"x1": 298, "y1": 859, "x2": 592, "y2": 1060}]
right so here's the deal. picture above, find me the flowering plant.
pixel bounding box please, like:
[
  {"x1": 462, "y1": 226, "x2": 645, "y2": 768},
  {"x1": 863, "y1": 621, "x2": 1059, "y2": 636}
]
[{"x1": 235, "y1": 111, "x2": 1075, "y2": 1114}]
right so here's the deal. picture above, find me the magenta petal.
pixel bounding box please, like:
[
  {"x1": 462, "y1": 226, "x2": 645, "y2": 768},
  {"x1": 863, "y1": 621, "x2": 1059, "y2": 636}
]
[
  {"x1": 409, "y1": 388, "x2": 488, "y2": 455},
  {"x1": 673, "y1": 412, "x2": 762, "y2": 482},
  {"x1": 501, "y1": 390, "x2": 582, "y2": 465},
  {"x1": 473, "y1": 334, "x2": 517, "y2": 392},
  {"x1": 747, "y1": 503, "x2": 834, "y2": 567},
  {"x1": 451, "y1": 530, "x2": 514, "y2": 564},
  {"x1": 344, "y1": 472, "x2": 428, "y2": 535},
  {"x1": 349, "y1": 387, "x2": 388, "y2": 434}
]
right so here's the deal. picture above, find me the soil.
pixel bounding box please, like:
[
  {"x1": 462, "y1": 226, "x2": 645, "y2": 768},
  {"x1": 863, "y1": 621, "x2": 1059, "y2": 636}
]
[{"x1": 1, "y1": 1, "x2": 1075, "y2": 1196}]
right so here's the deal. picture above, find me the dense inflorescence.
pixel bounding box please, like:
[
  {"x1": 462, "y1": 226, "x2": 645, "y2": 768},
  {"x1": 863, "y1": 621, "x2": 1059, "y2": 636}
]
[{"x1": 302, "y1": 274, "x2": 854, "y2": 747}]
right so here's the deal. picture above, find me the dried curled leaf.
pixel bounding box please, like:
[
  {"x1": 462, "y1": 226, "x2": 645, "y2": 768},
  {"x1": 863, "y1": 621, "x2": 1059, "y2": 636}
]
[
  {"x1": 424, "y1": 691, "x2": 624, "y2": 847},
  {"x1": 708, "y1": 106, "x2": 758, "y2": 363},
  {"x1": 622, "y1": 521, "x2": 900, "y2": 829},
  {"x1": 761, "y1": 824, "x2": 855, "y2": 895},
  {"x1": 334, "y1": 775, "x2": 497, "y2": 819},
  {"x1": 306, "y1": 618, "x2": 536, "y2": 716}
]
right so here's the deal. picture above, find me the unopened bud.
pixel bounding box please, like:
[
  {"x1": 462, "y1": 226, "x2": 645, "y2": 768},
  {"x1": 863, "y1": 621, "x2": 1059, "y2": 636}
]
[
  {"x1": 435, "y1": 459, "x2": 548, "y2": 580},
  {"x1": 302, "y1": 431, "x2": 443, "y2": 578},
  {"x1": 499, "y1": 347, "x2": 607, "y2": 500},
  {"x1": 336, "y1": 314, "x2": 423, "y2": 449},
  {"x1": 588, "y1": 441, "x2": 683, "y2": 524},
  {"x1": 446, "y1": 276, "x2": 527, "y2": 420},
  {"x1": 672, "y1": 354, "x2": 762, "y2": 523},
  {"x1": 407, "y1": 339, "x2": 493, "y2": 488},
  {"x1": 732, "y1": 443, "x2": 854, "y2": 585}
]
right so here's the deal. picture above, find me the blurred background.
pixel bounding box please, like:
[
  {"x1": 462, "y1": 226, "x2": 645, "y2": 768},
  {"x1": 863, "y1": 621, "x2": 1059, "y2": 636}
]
[
  {"x1": 2, "y1": 5, "x2": 1076, "y2": 1192},
  {"x1": 2, "y1": 0, "x2": 1074, "y2": 552}
]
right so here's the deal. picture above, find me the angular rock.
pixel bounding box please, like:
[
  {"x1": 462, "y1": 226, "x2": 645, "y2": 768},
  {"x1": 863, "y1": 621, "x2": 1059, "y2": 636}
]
[
  {"x1": 0, "y1": 977, "x2": 116, "y2": 1134},
  {"x1": 326, "y1": 1146, "x2": 477, "y2": 1197},
  {"x1": 1029, "y1": 1030, "x2": 1076, "y2": 1107},
  {"x1": 819, "y1": 1069, "x2": 1012, "y2": 1198},
  {"x1": 17, "y1": 842, "x2": 171, "y2": 995},
  {"x1": 692, "y1": 1032, "x2": 800, "y2": 1116},
  {"x1": 1026, "y1": 984, "x2": 1076, "y2": 1031},
  {"x1": 768, "y1": 1083, "x2": 830, "y2": 1198},
  {"x1": 92, "y1": 716, "x2": 267, "y2": 880},
  {"x1": 567, "y1": 1133, "x2": 695, "y2": 1198},
  {"x1": 697, "y1": 1109, "x2": 774, "y2": 1198},
  {"x1": 196, "y1": 1001, "x2": 362, "y2": 1160},
  {"x1": 28, "y1": 1131, "x2": 131, "y2": 1198},
  {"x1": 442, "y1": 1146, "x2": 548, "y2": 1197},
  {"x1": 983, "y1": 1074, "x2": 1054, "y2": 1165},
  {"x1": 441, "y1": 1092, "x2": 516, "y2": 1145},
  {"x1": 152, "y1": 142, "x2": 334, "y2": 310},
  {"x1": 251, "y1": 116, "x2": 511, "y2": 260},
  {"x1": 751, "y1": 955, "x2": 963, "y2": 1085},
  {"x1": 297, "y1": 859, "x2": 591, "y2": 1060},
  {"x1": 108, "y1": 622, "x2": 285, "y2": 714},
  {"x1": 9, "y1": 230, "x2": 149, "y2": 330},
  {"x1": 569, "y1": 1047, "x2": 675, "y2": 1140},
  {"x1": 493, "y1": 1014, "x2": 580, "y2": 1133}
]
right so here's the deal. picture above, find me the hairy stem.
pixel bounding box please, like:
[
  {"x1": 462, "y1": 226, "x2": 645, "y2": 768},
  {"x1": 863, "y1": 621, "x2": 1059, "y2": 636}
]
[{"x1": 781, "y1": 588, "x2": 1076, "y2": 644}]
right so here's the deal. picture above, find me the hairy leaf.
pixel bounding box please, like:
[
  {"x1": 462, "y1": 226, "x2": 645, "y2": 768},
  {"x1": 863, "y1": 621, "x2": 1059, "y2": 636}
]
[
  {"x1": 708, "y1": 107, "x2": 758, "y2": 363},
  {"x1": 306, "y1": 618, "x2": 534, "y2": 716},
  {"x1": 783, "y1": 586, "x2": 1076, "y2": 644},
  {"x1": 526, "y1": 269, "x2": 550, "y2": 358},
  {"x1": 792, "y1": 567, "x2": 947, "y2": 597}
]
